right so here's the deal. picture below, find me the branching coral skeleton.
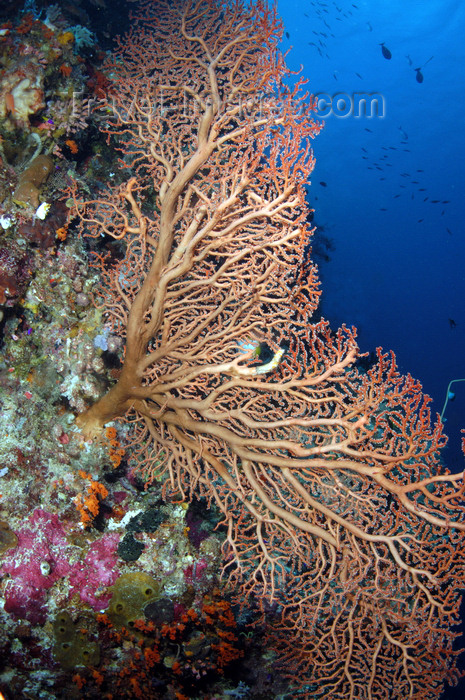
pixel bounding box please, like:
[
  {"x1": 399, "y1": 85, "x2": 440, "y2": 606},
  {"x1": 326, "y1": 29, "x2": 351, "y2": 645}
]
[{"x1": 70, "y1": 2, "x2": 465, "y2": 698}]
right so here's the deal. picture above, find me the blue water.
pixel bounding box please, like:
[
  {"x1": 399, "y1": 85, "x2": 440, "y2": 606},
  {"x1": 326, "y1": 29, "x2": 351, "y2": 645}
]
[{"x1": 277, "y1": 0, "x2": 465, "y2": 474}]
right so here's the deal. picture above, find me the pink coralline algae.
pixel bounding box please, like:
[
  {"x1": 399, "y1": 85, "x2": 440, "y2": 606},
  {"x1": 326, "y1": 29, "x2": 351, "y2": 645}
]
[
  {"x1": 0, "y1": 509, "x2": 72, "y2": 624},
  {"x1": 67, "y1": 532, "x2": 120, "y2": 610},
  {"x1": 0, "y1": 509, "x2": 120, "y2": 624}
]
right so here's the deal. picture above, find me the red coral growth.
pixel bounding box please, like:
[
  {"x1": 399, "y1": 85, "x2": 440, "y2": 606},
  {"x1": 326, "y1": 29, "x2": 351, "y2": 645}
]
[
  {"x1": 104, "y1": 425, "x2": 126, "y2": 468},
  {"x1": 65, "y1": 138, "x2": 78, "y2": 154},
  {"x1": 93, "y1": 586, "x2": 244, "y2": 698},
  {"x1": 16, "y1": 13, "x2": 34, "y2": 35},
  {"x1": 86, "y1": 67, "x2": 112, "y2": 99},
  {"x1": 74, "y1": 469, "x2": 109, "y2": 526},
  {"x1": 59, "y1": 64, "x2": 72, "y2": 78}
]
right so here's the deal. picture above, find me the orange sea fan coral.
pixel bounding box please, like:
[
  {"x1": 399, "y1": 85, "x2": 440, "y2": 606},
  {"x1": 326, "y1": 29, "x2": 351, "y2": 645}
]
[{"x1": 68, "y1": 2, "x2": 465, "y2": 697}]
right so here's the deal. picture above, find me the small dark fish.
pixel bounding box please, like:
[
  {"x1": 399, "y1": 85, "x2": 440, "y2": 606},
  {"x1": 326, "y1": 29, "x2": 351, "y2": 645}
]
[
  {"x1": 442, "y1": 200, "x2": 450, "y2": 203},
  {"x1": 352, "y1": 3, "x2": 359, "y2": 7},
  {"x1": 361, "y1": 147, "x2": 368, "y2": 152},
  {"x1": 379, "y1": 177, "x2": 386, "y2": 180},
  {"x1": 449, "y1": 318, "x2": 457, "y2": 329},
  {"x1": 411, "y1": 194, "x2": 414, "y2": 199},
  {"x1": 417, "y1": 219, "x2": 424, "y2": 223},
  {"x1": 365, "y1": 128, "x2": 373, "y2": 132},
  {"x1": 441, "y1": 210, "x2": 445, "y2": 216},
  {"x1": 380, "y1": 43, "x2": 392, "y2": 59},
  {"x1": 431, "y1": 199, "x2": 440, "y2": 203},
  {"x1": 414, "y1": 56, "x2": 433, "y2": 84},
  {"x1": 393, "y1": 194, "x2": 401, "y2": 198},
  {"x1": 361, "y1": 156, "x2": 368, "y2": 159},
  {"x1": 320, "y1": 181, "x2": 327, "y2": 187},
  {"x1": 416, "y1": 169, "x2": 424, "y2": 172},
  {"x1": 418, "y1": 188, "x2": 426, "y2": 191},
  {"x1": 388, "y1": 146, "x2": 397, "y2": 150},
  {"x1": 447, "y1": 228, "x2": 452, "y2": 235},
  {"x1": 411, "y1": 181, "x2": 419, "y2": 184},
  {"x1": 367, "y1": 21, "x2": 373, "y2": 31},
  {"x1": 355, "y1": 72, "x2": 363, "y2": 79},
  {"x1": 423, "y1": 197, "x2": 429, "y2": 201},
  {"x1": 380, "y1": 208, "x2": 387, "y2": 211},
  {"x1": 285, "y1": 31, "x2": 290, "y2": 39}
]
